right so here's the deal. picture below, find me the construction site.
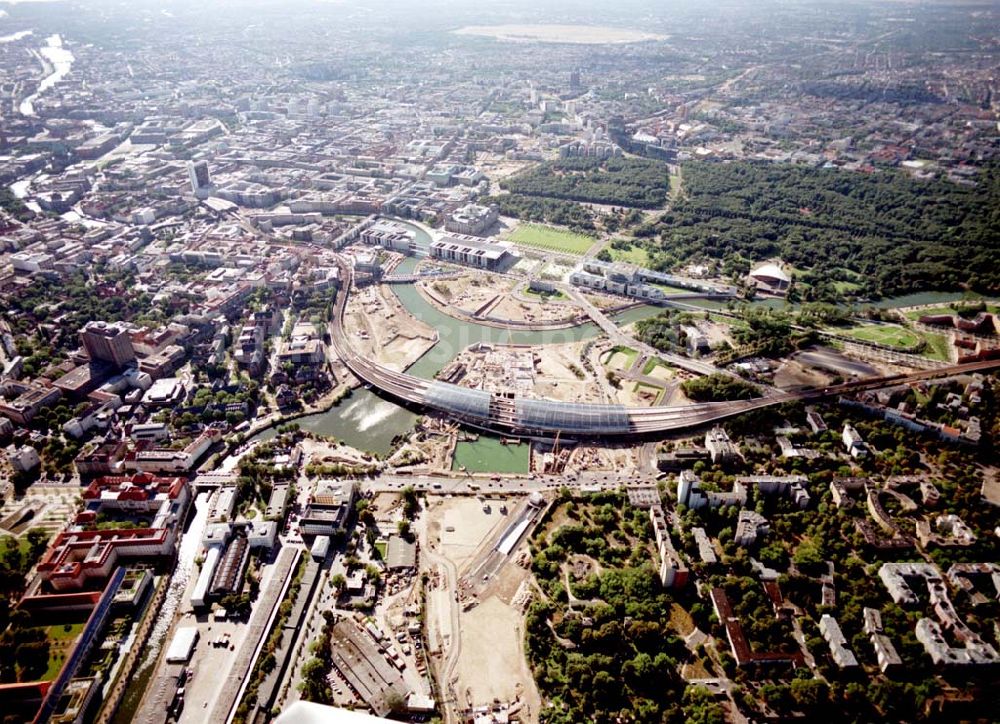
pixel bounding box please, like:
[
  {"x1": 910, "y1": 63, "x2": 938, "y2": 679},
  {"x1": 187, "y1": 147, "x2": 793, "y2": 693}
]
[{"x1": 419, "y1": 493, "x2": 548, "y2": 723}]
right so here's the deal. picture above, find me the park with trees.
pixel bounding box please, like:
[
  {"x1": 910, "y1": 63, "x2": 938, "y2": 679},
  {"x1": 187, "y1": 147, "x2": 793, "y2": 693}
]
[{"x1": 631, "y1": 161, "x2": 1000, "y2": 299}]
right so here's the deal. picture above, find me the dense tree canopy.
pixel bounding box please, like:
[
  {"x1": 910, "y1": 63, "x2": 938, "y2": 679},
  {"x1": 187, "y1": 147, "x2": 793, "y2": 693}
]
[
  {"x1": 501, "y1": 157, "x2": 671, "y2": 209},
  {"x1": 637, "y1": 161, "x2": 1000, "y2": 297},
  {"x1": 528, "y1": 494, "x2": 688, "y2": 723},
  {"x1": 481, "y1": 194, "x2": 596, "y2": 231},
  {"x1": 682, "y1": 373, "x2": 761, "y2": 402}
]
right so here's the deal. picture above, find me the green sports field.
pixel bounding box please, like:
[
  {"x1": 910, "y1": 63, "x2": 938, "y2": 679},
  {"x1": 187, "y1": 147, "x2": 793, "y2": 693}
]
[
  {"x1": 836, "y1": 324, "x2": 921, "y2": 349},
  {"x1": 506, "y1": 224, "x2": 595, "y2": 255}
]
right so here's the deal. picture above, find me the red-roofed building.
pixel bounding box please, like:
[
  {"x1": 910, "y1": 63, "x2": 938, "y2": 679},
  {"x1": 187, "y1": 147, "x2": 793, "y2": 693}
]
[
  {"x1": 36, "y1": 527, "x2": 175, "y2": 591},
  {"x1": 82, "y1": 472, "x2": 189, "y2": 513},
  {"x1": 710, "y1": 587, "x2": 804, "y2": 668}
]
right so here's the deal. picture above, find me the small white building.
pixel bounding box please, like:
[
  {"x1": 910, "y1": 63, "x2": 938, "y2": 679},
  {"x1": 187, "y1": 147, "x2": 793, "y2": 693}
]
[
  {"x1": 843, "y1": 424, "x2": 869, "y2": 459},
  {"x1": 191, "y1": 544, "x2": 222, "y2": 609},
  {"x1": 310, "y1": 535, "x2": 330, "y2": 560},
  {"x1": 247, "y1": 520, "x2": 277, "y2": 549},
  {"x1": 165, "y1": 626, "x2": 199, "y2": 663},
  {"x1": 8, "y1": 445, "x2": 40, "y2": 472}
]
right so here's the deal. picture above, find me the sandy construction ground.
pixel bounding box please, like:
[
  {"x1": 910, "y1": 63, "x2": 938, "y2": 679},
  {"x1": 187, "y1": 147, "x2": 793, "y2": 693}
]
[
  {"x1": 422, "y1": 497, "x2": 542, "y2": 720},
  {"x1": 616, "y1": 380, "x2": 664, "y2": 407},
  {"x1": 567, "y1": 443, "x2": 637, "y2": 472},
  {"x1": 605, "y1": 349, "x2": 636, "y2": 372},
  {"x1": 438, "y1": 497, "x2": 508, "y2": 573},
  {"x1": 478, "y1": 158, "x2": 532, "y2": 183},
  {"x1": 536, "y1": 260, "x2": 576, "y2": 283},
  {"x1": 582, "y1": 291, "x2": 620, "y2": 310},
  {"x1": 491, "y1": 292, "x2": 580, "y2": 325},
  {"x1": 455, "y1": 595, "x2": 540, "y2": 716},
  {"x1": 422, "y1": 274, "x2": 579, "y2": 325},
  {"x1": 424, "y1": 274, "x2": 511, "y2": 316},
  {"x1": 300, "y1": 437, "x2": 374, "y2": 466},
  {"x1": 534, "y1": 341, "x2": 603, "y2": 403},
  {"x1": 773, "y1": 359, "x2": 834, "y2": 389},
  {"x1": 345, "y1": 283, "x2": 436, "y2": 371}
]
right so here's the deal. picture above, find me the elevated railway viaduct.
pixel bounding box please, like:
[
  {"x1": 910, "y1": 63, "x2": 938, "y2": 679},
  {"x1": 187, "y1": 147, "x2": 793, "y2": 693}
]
[{"x1": 329, "y1": 258, "x2": 1000, "y2": 438}]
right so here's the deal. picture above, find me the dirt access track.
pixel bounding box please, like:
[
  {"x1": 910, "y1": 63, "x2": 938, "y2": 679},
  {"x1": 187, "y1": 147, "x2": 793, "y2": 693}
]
[{"x1": 423, "y1": 496, "x2": 541, "y2": 720}]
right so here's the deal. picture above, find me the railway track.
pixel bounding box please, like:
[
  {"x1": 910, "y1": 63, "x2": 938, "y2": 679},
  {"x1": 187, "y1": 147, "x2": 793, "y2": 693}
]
[{"x1": 328, "y1": 256, "x2": 1000, "y2": 436}]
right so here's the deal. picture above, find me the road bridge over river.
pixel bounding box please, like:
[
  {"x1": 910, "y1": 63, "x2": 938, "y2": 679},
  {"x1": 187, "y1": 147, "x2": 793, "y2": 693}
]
[{"x1": 329, "y1": 256, "x2": 1000, "y2": 437}]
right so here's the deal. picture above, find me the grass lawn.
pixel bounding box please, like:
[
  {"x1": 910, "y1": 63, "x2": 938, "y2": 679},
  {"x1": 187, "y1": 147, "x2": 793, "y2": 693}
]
[
  {"x1": 642, "y1": 357, "x2": 665, "y2": 375},
  {"x1": 904, "y1": 302, "x2": 1000, "y2": 321},
  {"x1": 374, "y1": 541, "x2": 387, "y2": 560},
  {"x1": 604, "y1": 346, "x2": 638, "y2": 371},
  {"x1": 668, "y1": 166, "x2": 684, "y2": 202},
  {"x1": 21, "y1": 623, "x2": 84, "y2": 682},
  {"x1": 609, "y1": 244, "x2": 651, "y2": 267},
  {"x1": 830, "y1": 267, "x2": 864, "y2": 294},
  {"x1": 922, "y1": 332, "x2": 952, "y2": 361},
  {"x1": 836, "y1": 324, "x2": 922, "y2": 349},
  {"x1": 833, "y1": 279, "x2": 862, "y2": 294},
  {"x1": 654, "y1": 283, "x2": 694, "y2": 295},
  {"x1": 705, "y1": 312, "x2": 746, "y2": 330},
  {"x1": 633, "y1": 382, "x2": 664, "y2": 404},
  {"x1": 47, "y1": 622, "x2": 84, "y2": 642},
  {"x1": 506, "y1": 224, "x2": 595, "y2": 255},
  {"x1": 0, "y1": 535, "x2": 35, "y2": 560},
  {"x1": 904, "y1": 305, "x2": 955, "y2": 321}
]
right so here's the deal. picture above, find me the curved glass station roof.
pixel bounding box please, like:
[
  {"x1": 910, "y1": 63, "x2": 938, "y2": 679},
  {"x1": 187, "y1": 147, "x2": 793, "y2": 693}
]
[
  {"x1": 515, "y1": 398, "x2": 631, "y2": 433},
  {"x1": 425, "y1": 382, "x2": 492, "y2": 420},
  {"x1": 423, "y1": 381, "x2": 633, "y2": 433}
]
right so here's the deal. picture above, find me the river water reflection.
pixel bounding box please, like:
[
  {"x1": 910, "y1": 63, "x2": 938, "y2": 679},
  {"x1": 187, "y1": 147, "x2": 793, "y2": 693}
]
[{"x1": 256, "y1": 222, "x2": 974, "y2": 462}]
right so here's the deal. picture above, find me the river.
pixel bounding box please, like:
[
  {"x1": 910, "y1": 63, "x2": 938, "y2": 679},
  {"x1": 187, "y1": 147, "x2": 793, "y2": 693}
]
[
  {"x1": 19, "y1": 33, "x2": 74, "y2": 116},
  {"x1": 253, "y1": 224, "x2": 973, "y2": 464},
  {"x1": 251, "y1": 222, "x2": 662, "y2": 461}
]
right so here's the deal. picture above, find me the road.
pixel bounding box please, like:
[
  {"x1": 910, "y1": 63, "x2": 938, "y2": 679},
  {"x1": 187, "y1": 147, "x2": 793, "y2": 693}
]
[
  {"x1": 365, "y1": 470, "x2": 658, "y2": 496},
  {"x1": 562, "y1": 284, "x2": 723, "y2": 378},
  {"x1": 325, "y1": 253, "x2": 1000, "y2": 437},
  {"x1": 421, "y1": 535, "x2": 462, "y2": 724}
]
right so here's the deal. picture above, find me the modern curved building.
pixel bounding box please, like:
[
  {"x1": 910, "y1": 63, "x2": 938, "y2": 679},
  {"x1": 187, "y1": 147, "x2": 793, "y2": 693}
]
[{"x1": 328, "y1": 257, "x2": 999, "y2": 438}]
